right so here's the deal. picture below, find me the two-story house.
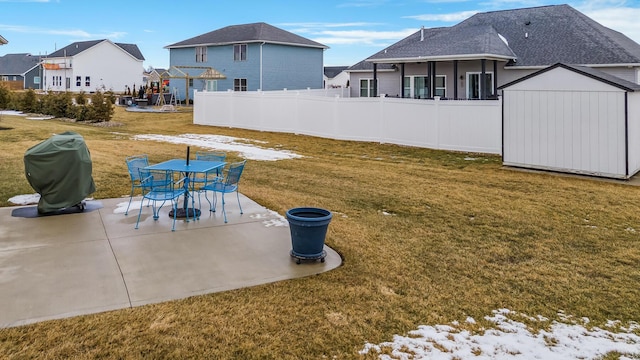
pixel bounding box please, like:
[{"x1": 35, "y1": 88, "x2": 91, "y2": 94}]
[
  {"x1": 347, "y1": 4, "x2": 640, "y2": 99},
  {"x1": 42, "y1": 39, "x2": 144, "y2": 93},
  {"x1": 164, "y1": 22, "x2": 328, "y2": 100},
  {"x1": 0, "y1": 53, "x2": 42, "y2": 90}
]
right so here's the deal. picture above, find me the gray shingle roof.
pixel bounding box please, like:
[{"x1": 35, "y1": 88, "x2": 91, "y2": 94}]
[
  {"x1": 165, "y1": 22, "x2": 327, "y2": 49},
  {"x1": 367, "y1": 4, "x2": 640, "y2": 67},
  {"x1": 367, "y1": 25, "x2": 516, "y2": 62},
  {"x1": 324, "y1": 66, "x2": 348, "y2": 78},
  {"x1": 47, "y1": 40, "x2": 145, "y2": 60},
  {"x1": 500, "y1": 63, "x2": 640, "y2": 91},
  {"x1": 0, "y1": 53, "x2": 42, "y2": 75},
  {"x1": 346, "y1": 60, "x2": 395, "y2": 71},
  {"x1": 461, "y1": 4, "x2": 640, "y2": 67}
]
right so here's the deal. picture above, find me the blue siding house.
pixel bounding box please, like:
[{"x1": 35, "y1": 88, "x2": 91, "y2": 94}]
[
  {"x1": 165, "y1": 22, "x2": 327, "y2": 101},
  {"x1": 0, "y1": 53, "x2": 43, "y2": 90}
]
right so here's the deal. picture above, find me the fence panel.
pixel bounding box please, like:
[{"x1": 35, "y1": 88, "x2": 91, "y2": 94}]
[{"x1": 194, "y1": 91, "x2": 502, "y2": 154}]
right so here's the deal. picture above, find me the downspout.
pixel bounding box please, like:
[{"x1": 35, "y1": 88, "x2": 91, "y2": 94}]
[
  {"x1": 260, "y1": 42, "x2": 265, "y2": 90},
  {"x1": 373, "y1": 63, "x2": 377, "y2": 97}
]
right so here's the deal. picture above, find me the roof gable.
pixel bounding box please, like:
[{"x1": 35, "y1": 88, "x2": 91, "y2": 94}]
[
  {"x1": 165, "y1": 22, "x2": 327, "y2": 49},
  {"x1": 0, "y1": 53, "x2": 42, "y2": 75},
  {"x1": 48, "y1": 39, "x2": 144, "y2": 61}
]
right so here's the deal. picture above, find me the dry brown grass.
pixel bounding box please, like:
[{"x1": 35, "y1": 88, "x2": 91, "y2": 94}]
[{"x1": 1, "y1": 106, "x2": 640, "y2": 358}]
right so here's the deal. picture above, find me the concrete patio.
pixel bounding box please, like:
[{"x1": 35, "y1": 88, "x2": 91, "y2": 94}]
[{"x1": 0, "y1": 195, "x2": 341, "y2": 328}]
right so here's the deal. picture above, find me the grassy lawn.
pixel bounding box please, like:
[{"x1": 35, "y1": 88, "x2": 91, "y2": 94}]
[{"x1": 1, "y1": 106, "x2": 640, "y2": 358}]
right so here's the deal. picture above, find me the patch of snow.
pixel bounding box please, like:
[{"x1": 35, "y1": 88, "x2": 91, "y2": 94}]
[
  {"x1": 113, "y1": 200, "x2": 143, "y2": 214},
  {"x1": 133, "y1": 133, "x2": 302, "y2": 161},
  {"x1": 250, "y1": 210, "x2": 288, "y2": 227},
  {"x1": 8, "y1": 193, "x2": 40, "y2": 205},
  {"x1": 360, "y1": 309, "x2": 640, "y2": 359},
  {"x1": 26, "y1": 115, "x2": 54, "y2": 120},
  {"x1": 0, "y1": 110, "x2": 26, "y2": 116}
]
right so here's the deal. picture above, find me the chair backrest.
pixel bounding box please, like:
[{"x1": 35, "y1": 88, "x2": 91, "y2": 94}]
[
  {"x1": 224, "y1": 160, "x2": 246, "y2": 186},
  {"x1": 138, "y1": 169, "x2": 173, "y2": 192},
  {"x1": 196, "y1": 151, "x2": 226, "y2": 162},
  {"x1": 126, "y1": 154, "x2": 149, "y2": 182}
]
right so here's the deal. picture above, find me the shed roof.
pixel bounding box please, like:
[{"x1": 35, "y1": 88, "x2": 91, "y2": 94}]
[
  {"x1": 0, "y1": 53, "x2": 42, "y2": 75},
  {"x1": 499, "y1": 63, "x2": 640, "y2": 92},
  {"x1": 47, "y1": 39, "x2": 145, "y2": 60},
  {"x1": 165, "y1": 22, "x2": 328, "y2": 49}
]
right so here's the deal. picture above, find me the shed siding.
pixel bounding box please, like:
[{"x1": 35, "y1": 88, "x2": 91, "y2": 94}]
[
  {"x1": 504, "y1": 89, "x2": 627, "y2": 177},
  {"x1": 628, "y1": 91, "x2": 640, "y2": 175}
]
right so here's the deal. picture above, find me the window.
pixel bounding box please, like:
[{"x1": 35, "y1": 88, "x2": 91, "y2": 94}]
[
  {"x1": 359, "y1": 79, "x2": 376, "y2": 97},
  {"x1": 403, "y1": 75, "x2": 446, "y2": 98},
  {"x1": 76, "y1": 76, "x2": 81, "y2": 86},
  {"x1": 1, "y1": 76, "x2": 7, "y2": 81},
  {"x1": 414, "y1": 76, "x2": 428, "y2": 98},
  {"x1": 467, "y1": 72, "x2": 494, "y2": 99},
  {"x1": 85, "y1": 76, "x2": 90, "y2": 87},
  {"x1": 34, "y1": 76, "x2": 40, "y2": 85},
  {"x1": 234, "y1": 78, "x2": 247, "y2": 91},
  {"x1": 196, "y1": 46, "x2": 207, "y2": 63},
  {"x1": 188, "y1": 78, "x2": 193, "y2": 87},
  {"x1": 206, "y1": 80, "x2": 218, "y2": 91},
  {"x1": 435, "y1": 76, "x2": 446, "y2": 97},
  {"x1": 234, "y1": 44, "x2": 247, "y2": 61}
]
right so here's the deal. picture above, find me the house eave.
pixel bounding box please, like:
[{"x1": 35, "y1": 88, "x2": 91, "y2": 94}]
[
  {"x1": 165, "y1": 40, "x2": 328, "y2": 50},
  {"x1": 367, "y1": 54, "x2": 515, "y2": 63},
  {"x1": 505, "y1": 63, "x2": 640, "y2": 70}
]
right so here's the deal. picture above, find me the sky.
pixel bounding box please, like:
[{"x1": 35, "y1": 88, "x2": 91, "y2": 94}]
[{"x1": 1, "y1": 0, "x2": 640, "y2": 69}]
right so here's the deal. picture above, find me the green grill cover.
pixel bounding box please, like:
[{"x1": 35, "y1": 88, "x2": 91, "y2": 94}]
[{"x1": 24, "y1": 131, "x2": 96, "y2": 214}]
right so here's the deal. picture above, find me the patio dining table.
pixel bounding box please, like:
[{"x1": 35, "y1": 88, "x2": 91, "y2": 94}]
[{"x1": 145, "y1": 158, "x2": 226, "y2": 218}]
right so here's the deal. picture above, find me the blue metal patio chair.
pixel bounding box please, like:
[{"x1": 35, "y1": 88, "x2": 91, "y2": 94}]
[
  {"x1": 200, "y1": 160, "x2": 246, "y2": 223},
  {"x1": 192, "y1": 151, "x2": 227, "y2": 212},
  {"x1": 135, "y1": 169, "x2": 189, "y2": 231},
  {"x1": 124, "y1": 154, "x2": 150, "y2": 215}
]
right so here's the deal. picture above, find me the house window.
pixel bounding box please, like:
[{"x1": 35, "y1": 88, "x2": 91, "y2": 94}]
[
  {"x1": 403, "y1": 75, "x2": 445, "y2": 98},
  {"x1": 414, "y1": 76, "x2": 428, "y2": 98},
  {"x1": 76, "y1": 76, "x2": 81, "y2": 86},
  {"x1": 196, "y1": 46, "x2": 207, "y2": 63},
  {"x1": 34, "y1": 76, "x2": 40, "y2": 85},
  {"x1": 85, "y1": 76, "x2": 90, "y2": 87},
  {"x1": 435, "y1": 76, "x2": 446, "y2": 97},
  {"x1": 234, "y1": 44, "x2": 247, "y2": 61},
  {"x1": 206, "y1": 80, "x2": 217, "y2": 91},
  {"x1": 359, "y1": 79, "x2": 376, "y2": 97},
  {"x1": 1, "y1": 76, "x2": 7, "y2": 81},
  {"x1": 234, "y1": 78, "x2": 247, "y2": 91},
  {"x1": 467, "y1": 72, "x2": 494, "y2": 99},
  {"x1": 188, "y1": 78, "x2": 194, "y2": 87}
]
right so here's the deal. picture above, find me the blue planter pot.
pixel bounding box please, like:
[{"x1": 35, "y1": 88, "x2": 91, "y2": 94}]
[{"x1": 286, "y1": 207, "x2": 332, "y2": 263}]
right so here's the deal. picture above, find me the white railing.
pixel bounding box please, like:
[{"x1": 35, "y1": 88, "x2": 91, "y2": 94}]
[{"x1": 193, "y1": 90, "x2": 502, "y2": 154}]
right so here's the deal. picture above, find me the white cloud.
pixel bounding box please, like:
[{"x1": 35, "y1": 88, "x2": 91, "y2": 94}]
[
  {"x1": 581, "y1": 6, "x2": 640, "y2": 44},
  {"x1": 312, "y1": 28, "x2": 418, "y2": 45}
]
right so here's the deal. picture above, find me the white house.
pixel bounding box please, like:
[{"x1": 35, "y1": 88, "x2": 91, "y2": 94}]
[{"x1": 42, "y1": 39, "x2": 144, "y2": 93}]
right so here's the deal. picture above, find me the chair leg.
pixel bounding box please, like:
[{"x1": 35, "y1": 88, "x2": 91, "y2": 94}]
[
  {"x1": 125, "y1": 185, "x2": 135, "y2": 215},
  {"x1": 221, "y1": 193, "x2": 227, "y2": 223},
  {"x1": 236, "y1": 190, "x2": 243, "y2": 215},
  {"x1": 135, "y1": 197, "x2": 144, "y2": 229},
  {"x1": 171, "y1": 200, "x2": 177, "y2": 231}
]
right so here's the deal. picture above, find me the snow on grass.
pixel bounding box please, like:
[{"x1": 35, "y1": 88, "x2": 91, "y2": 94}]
[
  {"x1": 8, "y1": 194, "x2": 40, "y2": 205},
  {"x1": 360, "y1": 309, "x2": 640, "y2": 359},
  {"x1": 133, "y1": 133, "x2": 302, "y2": 161}
]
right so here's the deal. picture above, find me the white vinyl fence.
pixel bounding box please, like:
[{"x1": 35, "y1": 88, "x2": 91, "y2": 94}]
[{"x1": 193, "y1": 90, "x2": 502, "y2": 154}]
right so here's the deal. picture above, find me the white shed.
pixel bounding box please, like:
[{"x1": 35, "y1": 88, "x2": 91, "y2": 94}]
[{"x1": 500, "y1": 63, "x2": 640, "y2": 179}]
